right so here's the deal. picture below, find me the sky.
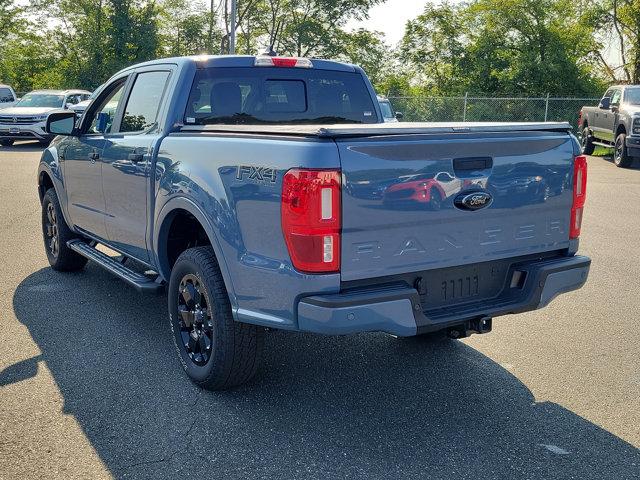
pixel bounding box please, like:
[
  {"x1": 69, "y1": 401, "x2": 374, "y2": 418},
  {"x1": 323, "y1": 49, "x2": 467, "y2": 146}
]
[{"x1": 347, "y1": 1, "x2": 431, "y2": 46}]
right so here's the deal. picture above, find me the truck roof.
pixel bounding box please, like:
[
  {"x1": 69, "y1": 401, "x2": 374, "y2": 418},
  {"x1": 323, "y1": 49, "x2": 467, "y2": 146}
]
[
  {"x1": 27, "y1": 89, "x2": 91, "y2": 95},
  {"x1": 117, "y1": 55, "x2": 360, "y2": 75}
]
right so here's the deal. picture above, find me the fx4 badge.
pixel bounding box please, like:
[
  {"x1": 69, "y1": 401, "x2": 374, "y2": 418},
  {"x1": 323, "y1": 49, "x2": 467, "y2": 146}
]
[
  {"x1": 236, "y1": 165, "x2": 277, "y2": 183},
  {"x1": 454, "y1": 191, "x2": 493, "y2": 211}
]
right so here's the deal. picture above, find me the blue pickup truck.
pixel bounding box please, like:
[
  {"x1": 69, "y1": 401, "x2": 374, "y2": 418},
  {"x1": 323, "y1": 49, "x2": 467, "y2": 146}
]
[{"x1": 38, "y1": 55, "x2": 591, "y2": 390}]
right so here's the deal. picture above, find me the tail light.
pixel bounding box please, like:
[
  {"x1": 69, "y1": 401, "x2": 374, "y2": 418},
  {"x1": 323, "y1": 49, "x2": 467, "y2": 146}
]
[
  {"x1": 578, "y1": 110, "x2": 582, "y2": 127},
  {"x1": 570, "y1": 155, "x2": 588, "y2": 239},
  {"x1": 282, "y1": 169, "x2": 341, "y2": 273}
]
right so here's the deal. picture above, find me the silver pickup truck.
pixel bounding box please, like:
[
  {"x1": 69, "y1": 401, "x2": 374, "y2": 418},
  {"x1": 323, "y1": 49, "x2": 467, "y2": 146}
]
[{"x1": 579, "y1": 85, "x2": 640, "y2": 167}]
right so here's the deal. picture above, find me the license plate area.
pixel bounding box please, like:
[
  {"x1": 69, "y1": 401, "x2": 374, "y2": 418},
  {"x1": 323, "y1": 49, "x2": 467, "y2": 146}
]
[
  {"x1": 417, "y1": 260, "x2": 512, "y2": 310},
  {"x1": 340, "y1": 252, "x2": 564, "y2": 312}
]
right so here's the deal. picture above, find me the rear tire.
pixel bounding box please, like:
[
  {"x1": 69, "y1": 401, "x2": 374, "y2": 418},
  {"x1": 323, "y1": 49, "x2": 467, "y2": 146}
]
[
  {"x1": 168, "y1": 246, "x2": 263, "y2": 390},
  {"x1": 41, "y1": 188, "x2": 88, "y2": 271},
  {"x1": 0, "y1": 139, "x2": 14, "y2": 147},
  {"x1": 614, "y1": 133, "x2": 633, "y2": 168},
  {"x1": 580, "y1": 127, "x2": 595, "y2": 155}
]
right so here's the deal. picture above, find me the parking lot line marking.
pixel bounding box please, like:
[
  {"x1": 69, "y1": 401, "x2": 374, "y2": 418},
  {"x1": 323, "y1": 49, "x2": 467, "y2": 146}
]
[{"x1": 539, "y1": 444, "x2": 570, "y2": 455}]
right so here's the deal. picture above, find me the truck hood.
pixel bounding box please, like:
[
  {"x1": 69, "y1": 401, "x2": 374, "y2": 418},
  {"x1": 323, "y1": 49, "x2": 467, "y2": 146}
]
[
  {"x1": 0, "y1": 107, "x2": 64, "y2": 116},
  {"x1": 624, "y1": 105, "x2": 640, "y2": 116}
]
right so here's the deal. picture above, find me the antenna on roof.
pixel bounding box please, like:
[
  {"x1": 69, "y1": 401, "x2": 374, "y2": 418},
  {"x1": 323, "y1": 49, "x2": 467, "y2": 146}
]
[
  {"x1": 262, "y1": 46, "x2": 278, "y2": 57},
  {"x1": 229, "y1": 0, "x2": 237, "y2": 54}
]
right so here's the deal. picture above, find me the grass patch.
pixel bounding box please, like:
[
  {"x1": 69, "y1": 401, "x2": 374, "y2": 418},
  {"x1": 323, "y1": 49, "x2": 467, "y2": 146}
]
[{"x1": 592, "y1": 145, "x2": 612, "y2": 157}]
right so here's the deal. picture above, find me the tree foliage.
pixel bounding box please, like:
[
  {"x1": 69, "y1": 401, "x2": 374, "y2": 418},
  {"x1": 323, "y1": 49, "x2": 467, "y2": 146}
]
[
  {"x1": 0, "y1": 0, "x2": 629, "y2": 97},
  {"x1": 399, "y1": 0, "x2": 604, "y2": 96}
]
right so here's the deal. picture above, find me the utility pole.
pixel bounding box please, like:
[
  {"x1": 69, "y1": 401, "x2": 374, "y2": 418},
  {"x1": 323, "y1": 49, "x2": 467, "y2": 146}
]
[{"x1": 229, "y1": 0, "x2": 237, "y2": 54}]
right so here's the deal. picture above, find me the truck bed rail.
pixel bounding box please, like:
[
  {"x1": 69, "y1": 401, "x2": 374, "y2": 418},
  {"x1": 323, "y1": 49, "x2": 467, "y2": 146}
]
[{"x1": 177, "y1": 121, "x2": 573, "y2": 138}]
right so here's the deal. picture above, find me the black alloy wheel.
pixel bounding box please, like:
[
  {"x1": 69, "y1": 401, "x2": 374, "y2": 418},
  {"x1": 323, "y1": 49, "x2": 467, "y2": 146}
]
[
  {"x1": 177, "y1": 274, "x2": 214, "y2": 366},
  {"x1": 44, "y1": 201, "x2": 60, "y2": 259}
]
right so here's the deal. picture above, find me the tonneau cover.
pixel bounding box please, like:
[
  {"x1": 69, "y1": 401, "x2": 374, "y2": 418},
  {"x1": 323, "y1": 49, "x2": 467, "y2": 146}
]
[{"x1": 178, "y1": 121, "x2": 573, "y2": 138}]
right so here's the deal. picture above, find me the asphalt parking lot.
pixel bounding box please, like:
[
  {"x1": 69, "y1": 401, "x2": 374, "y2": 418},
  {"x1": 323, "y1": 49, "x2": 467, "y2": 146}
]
[{"x1": 1, "y1": 141, "x2": 639, "y2": 479}]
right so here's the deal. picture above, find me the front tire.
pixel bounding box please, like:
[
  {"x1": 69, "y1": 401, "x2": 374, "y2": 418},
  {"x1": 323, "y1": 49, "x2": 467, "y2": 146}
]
[
  {"x1": 0, "y1": 139, "x2": 14, "y2": 147},
  {"x1": 41, "y1": 188, "x2": 88, "y2": 271},
  {"x1": 581, "y1": 127, "x2": 595, "y2": 155},
  {"x1": 168, "y1": 246, "x2": 263, "y2": 390},
  {"x1": 614, "y1": 133, "x2": 633, "y2": 168}
]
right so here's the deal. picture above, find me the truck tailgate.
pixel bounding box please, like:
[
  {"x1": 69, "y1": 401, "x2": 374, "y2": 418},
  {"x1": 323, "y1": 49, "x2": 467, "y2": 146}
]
[{"x1": 339, "y1": 130, "x2": 575, "y2": 281}]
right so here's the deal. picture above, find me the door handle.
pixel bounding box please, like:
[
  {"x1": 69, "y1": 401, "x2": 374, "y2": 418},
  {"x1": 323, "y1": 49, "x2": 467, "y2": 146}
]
[
  {"x1": 89, "y1": 151, "x2": 100, "y2": 161},
  {"x1": 128, "y1": 153, "x2": 144, "y2": 162}
]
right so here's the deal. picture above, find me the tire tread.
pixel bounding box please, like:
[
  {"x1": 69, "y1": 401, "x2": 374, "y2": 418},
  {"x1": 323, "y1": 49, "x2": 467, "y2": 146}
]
[
  {"x1": 170, "y1": 246, "x2": 263, "y2": 390},
  {"x1": 42, "y1": 188, "x2": 88, "y2": 272}
]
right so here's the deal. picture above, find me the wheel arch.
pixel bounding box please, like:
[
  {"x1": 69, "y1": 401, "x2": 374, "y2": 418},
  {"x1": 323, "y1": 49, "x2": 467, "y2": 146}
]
[
  {"x1": 38, "y1": 169, "x2": 55, "y2": 203},
  {"x1": 616, "y1": 123, "x2": 627, "y2": 137},
  {"x1": 37, "y1": 160, "x2": 75, "y2": 232},
  {"x1": 154, "y1": 197, "x2": 237, "y2": 309}
]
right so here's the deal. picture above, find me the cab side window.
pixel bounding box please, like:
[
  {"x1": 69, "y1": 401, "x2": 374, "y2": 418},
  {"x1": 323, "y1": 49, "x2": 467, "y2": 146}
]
[
  {"x1": 87, "y1": 81, "x2": 127, "y2": 134},
  {"x1": 119, "y1": 71, "x2": 170, "y2": 133},
  {"x1": 611, "y1": 89, "x2": 622, "y2": 106}
]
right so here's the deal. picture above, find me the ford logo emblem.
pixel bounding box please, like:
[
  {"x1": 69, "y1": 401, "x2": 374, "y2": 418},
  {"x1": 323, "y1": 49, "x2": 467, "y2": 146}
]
[{"x1": 454, "y1": 191, "x2": 493, "y2": 211}]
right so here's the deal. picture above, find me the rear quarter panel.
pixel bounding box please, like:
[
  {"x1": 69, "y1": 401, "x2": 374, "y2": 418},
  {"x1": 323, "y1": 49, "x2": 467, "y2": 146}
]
[{"x1": 153, "y1": 133, "x2": 342, "y2": 329}]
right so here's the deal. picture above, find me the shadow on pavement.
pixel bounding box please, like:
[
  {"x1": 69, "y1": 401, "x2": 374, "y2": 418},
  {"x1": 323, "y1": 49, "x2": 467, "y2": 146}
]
[{"x1": 11, "y1": 266, "x2": 640, "y2": 479}]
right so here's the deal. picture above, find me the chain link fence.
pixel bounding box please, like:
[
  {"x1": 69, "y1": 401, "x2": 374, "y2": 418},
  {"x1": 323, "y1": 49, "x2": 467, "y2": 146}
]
[{"x1": 388, "y1": 96, "x2": 599, "y2": 131}]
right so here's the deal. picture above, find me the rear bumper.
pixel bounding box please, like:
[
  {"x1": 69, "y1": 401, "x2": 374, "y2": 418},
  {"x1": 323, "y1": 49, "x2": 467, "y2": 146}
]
[{"x1": 297, "y1": 255, "x2": 591, "y2": 336}]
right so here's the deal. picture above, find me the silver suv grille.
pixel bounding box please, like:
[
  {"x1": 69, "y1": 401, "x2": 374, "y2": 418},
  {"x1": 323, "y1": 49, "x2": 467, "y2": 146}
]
[{"x1": 0, "y1": 115, "x2": 39, "y2": 125}]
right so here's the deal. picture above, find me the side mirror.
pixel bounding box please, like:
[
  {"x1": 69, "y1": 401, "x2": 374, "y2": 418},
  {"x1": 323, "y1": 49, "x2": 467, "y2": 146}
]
[
  {"x1": 395, "y1": 111, "x2": 404, "y2": 120},
  {"x1": 599, "y1": 97, "x2": 611, "y2": 110},
  {"x1": 46, "y1": 111, "x2": 77, "y2": 136}
]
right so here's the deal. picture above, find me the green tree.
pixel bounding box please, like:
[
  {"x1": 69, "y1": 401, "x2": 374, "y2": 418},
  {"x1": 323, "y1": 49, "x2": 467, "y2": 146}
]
[
  {"x1": 399, "y1": 0, "x2": 604, "y2": 96},
  {"x1": 587, "y1": 0, "x2": 640, "y2": 83}
]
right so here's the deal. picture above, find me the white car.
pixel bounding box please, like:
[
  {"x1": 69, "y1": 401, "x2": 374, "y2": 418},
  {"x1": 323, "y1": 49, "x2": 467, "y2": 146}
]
[
  {"x1": 0, "y1": 89, "x2": 91, "y2": 146},
  {"x1": 70, "y1": 84, "x2": 104, "y2": 116},
  {"x1": 0, "y1": 84, "x2": 17, "y2": 110}
]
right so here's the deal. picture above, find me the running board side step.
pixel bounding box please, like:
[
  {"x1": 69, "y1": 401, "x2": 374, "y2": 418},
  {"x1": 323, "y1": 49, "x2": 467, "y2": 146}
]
[
  {"x1": 67, "y1": 240, "x2": 164, "y2": 293},
  {"x1": 592, "y1": 140, "x2": 614, "y2": 148}
]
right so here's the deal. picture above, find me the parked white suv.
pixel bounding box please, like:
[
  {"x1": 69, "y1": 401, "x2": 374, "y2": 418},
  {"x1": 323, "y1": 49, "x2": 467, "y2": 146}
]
[
  {"x1": 0, "y1": 84, "x2": 17, "y2": 110},
  {"x1": 0, "y1": 89, "x2": 90, "y2": 146}
]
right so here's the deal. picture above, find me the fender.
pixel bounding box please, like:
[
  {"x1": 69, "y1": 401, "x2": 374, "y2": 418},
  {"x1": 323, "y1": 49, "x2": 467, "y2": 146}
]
[
  {"x1": 153, "y1": 196, "x2": 238, "y2": 310},
  {"x1": 38, "y1": 145, "x2": 74, "y2": 231}
]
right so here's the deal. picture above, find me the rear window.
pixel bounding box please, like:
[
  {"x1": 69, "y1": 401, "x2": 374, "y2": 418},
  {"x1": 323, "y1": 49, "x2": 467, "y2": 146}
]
[{"x1": 185, "y1": 67, "x2": 378, "y2": 125}]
